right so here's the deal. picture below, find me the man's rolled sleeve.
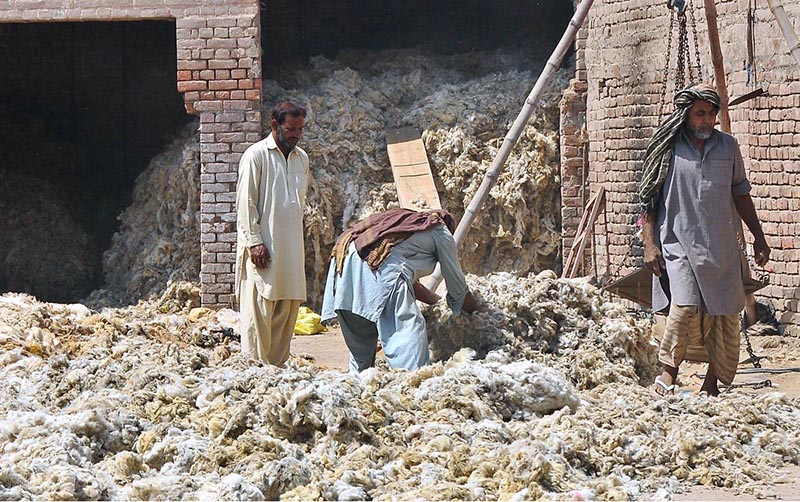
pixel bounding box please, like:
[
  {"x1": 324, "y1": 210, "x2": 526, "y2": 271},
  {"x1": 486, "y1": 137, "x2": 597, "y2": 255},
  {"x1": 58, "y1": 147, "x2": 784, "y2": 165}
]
[
  {"x1": 431, "y1": 226, "x2": 469, "y2": 314},
  {"x1": 731, "y1": 138, "x2": 751, "y2": 197}
]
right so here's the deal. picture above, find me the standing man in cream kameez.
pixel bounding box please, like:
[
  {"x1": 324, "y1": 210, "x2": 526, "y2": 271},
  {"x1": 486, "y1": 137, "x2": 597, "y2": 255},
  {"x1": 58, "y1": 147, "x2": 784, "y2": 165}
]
[{"x1": 236, "y1": 101, "x2": 309, "y2": 366}]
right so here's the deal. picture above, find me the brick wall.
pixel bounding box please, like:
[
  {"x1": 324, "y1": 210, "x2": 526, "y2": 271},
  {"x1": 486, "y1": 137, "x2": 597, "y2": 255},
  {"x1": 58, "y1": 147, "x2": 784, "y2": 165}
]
[
  {"x1": 1, "y1": 0, "x2": 262, "y2": 307},
  {"x1": 563, "y1": 0, "x2": 800, "y2": 334}
]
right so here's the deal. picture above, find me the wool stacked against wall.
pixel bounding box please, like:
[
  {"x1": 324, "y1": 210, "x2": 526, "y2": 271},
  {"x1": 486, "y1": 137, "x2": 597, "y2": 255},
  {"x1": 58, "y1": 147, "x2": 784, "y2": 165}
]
[{"x1": 101, "y1": 46, "x2": 567, "y2": 308}]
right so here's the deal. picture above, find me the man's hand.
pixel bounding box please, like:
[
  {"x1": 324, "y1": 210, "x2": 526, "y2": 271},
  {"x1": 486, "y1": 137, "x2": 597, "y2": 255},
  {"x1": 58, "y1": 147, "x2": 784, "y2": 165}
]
[
  {"x1": 461, "y1": 291, "x2": 479, "y2": 314},
  {"x1": 249, "y1": 244, "x2": 271, "y2": 269},
  {"x1": 643, "y1": 241, "x2": 666, "y2": 277},
  {"x1": 640, "y1": 211, "x2": 665, "y2": 277},
  {"x1": 753, "y1": 237, "x2": 771, "y2": 267}
]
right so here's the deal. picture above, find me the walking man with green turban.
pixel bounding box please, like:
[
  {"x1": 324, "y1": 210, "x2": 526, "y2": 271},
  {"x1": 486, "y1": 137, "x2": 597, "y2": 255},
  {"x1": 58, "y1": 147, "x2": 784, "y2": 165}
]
[{"x1": 639, "y1": 83, "x2": 770, "y2": 396}]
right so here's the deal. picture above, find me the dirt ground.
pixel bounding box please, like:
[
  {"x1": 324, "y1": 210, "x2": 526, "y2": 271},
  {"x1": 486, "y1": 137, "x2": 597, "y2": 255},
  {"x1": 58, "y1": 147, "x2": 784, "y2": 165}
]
[{"x1": 290, "y1": 325, "x2": 800, "y2": 500}]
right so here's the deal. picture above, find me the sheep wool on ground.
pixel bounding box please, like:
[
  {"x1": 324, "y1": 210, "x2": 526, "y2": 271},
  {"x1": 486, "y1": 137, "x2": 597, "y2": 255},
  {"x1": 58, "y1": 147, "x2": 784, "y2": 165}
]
[{"x1": 2, "y1": 274, "x2": 799, "y2": 500}]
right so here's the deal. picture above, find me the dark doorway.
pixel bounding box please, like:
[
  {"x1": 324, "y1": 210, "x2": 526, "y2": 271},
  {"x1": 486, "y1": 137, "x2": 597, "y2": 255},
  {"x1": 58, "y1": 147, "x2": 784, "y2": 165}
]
[
  {"x1": 0, "y1": 20, "x2": 191, "y2": 302},
  {"x1": 261, "y1": 0, "x2": 574, "y2": 66}
]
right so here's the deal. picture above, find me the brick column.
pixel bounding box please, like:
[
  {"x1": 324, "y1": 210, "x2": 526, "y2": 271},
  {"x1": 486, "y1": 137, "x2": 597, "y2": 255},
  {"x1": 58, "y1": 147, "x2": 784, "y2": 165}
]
[
  {"x1": 560, "y1": 79, "x2": 589, "y2": 275},
  {"x1": 175, "y1": 11, "x2": 262, "y2": 307},
  {"x1": 560, "y1": 4, "x2": 589, "y2": 275}
]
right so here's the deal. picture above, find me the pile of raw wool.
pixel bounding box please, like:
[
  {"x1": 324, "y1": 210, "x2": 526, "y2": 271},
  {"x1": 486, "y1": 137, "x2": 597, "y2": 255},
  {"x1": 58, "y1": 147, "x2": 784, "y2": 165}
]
[
  {"x1": 425, "y1": 271, "x2": 660, "y2": 390},
  {"x1": 0, "y1": 169, "x2": 97, "y2": 302},
  {"x1": 97, "y1": 122, "x2": 201, "y2": 305},
  {"x1": 2, "y1": 275, "x2": 800, "y2": 500},
  {"x1": 263, "y1": 47, "x2": 568, "y2": 307}
]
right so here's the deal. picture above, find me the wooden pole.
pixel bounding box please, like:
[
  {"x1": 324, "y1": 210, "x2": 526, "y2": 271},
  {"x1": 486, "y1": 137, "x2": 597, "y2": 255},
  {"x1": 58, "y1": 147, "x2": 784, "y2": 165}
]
[
  {"x1": 767, "y1": 0, "x2": 800, "y2": 67},
  {"x1": 704, "y1": 0, "x2": 758, "y2": 326},
  {"x1": 703, "y1": 0, "x2": 731, "y2": 130},
  {"x1": 425, "y1": 0, "x2": 595, "y2": 291}
]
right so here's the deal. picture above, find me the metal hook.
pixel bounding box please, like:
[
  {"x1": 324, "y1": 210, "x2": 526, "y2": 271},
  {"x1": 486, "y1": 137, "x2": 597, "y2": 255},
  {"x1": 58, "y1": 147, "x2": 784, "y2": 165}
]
[{"x1": 667, "y1": 0, "x2": 687, "y2": 14}]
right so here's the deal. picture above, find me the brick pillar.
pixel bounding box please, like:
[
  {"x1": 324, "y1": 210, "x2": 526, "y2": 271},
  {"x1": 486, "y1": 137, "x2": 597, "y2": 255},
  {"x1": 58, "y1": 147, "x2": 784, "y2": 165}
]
[
  {"x1": 176, "y1": 10, "x2": 262, "y2": 307},
  {"x1": 560, "y1": 78, "x2": 589, "y2": 274},
  {"x1": 559, "y1": 2, "x2": 590, "y2": 276}
]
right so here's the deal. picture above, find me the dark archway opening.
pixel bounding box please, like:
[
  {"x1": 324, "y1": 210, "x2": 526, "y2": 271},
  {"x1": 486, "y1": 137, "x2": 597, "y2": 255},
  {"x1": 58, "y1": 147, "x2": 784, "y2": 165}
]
[
  {"x1": 0, "y1": 20, "x2": 191, "y2": 303},
  {"x1": 261, "y1": 0, "x2": 574, "y2": 65}
]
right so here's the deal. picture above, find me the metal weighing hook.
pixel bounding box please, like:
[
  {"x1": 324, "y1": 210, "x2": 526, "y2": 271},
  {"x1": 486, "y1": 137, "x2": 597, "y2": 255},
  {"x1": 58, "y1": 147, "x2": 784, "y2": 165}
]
[{"x1": 667, "y1": 0, "x2": 687, "y2": 14}]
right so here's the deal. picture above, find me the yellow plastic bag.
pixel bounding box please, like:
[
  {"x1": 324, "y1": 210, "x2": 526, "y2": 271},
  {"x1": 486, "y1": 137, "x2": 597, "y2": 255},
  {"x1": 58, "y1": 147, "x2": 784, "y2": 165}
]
[{"x1": 293, "y1": 306, "x2": 327, "y2": 335}]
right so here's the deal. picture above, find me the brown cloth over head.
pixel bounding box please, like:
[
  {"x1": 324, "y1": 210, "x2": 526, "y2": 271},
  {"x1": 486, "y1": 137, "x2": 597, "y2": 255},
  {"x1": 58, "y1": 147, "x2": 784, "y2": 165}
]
[{"x1": 331, "y1": 208, "x2": 456, "y2": 275}]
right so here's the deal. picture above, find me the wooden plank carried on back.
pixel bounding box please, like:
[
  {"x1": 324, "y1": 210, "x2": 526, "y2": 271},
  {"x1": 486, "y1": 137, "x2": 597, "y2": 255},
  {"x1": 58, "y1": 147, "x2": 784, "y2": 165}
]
[{"x1": 386, "y1": 127, "x2": 441, "y2": 211}]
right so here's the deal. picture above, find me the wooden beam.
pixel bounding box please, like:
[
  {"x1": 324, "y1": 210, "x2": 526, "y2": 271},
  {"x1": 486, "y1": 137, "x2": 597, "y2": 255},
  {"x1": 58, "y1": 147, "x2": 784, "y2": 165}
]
[
  {"x1": 704, "y1": 0, "x2": 758, "y2": 326},
  {"x1": 703, "y1": 0, "x2": 731, "y2": 131},
  {"x1": 563, "y1": 186, "x2": 605, "y2": 279}
]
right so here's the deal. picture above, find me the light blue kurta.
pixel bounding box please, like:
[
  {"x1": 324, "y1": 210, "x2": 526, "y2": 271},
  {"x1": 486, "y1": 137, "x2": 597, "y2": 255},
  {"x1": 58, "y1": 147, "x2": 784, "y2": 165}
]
[
  {"x1": 652, "y1": 129, "x2": 751, "y2": 315},
  {"x1": 321, "y1": 224, "x2": 470, "y2": 371}
]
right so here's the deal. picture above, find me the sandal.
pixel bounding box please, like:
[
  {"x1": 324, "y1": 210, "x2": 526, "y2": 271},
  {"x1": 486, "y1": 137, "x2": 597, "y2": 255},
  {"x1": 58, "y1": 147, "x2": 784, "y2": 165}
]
[{"x1": 652, "y1": 376, "x2": 676, "y2": 397}]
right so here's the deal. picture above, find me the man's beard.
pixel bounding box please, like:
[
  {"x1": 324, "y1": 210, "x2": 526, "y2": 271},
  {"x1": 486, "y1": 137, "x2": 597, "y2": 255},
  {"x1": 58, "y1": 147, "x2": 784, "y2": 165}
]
[
  {"x1": 276, "y1": 128, "x2": 298, "y2": 150},
  {"x1": 687, "y1": 123, "x2": 712, "y2": 140}
]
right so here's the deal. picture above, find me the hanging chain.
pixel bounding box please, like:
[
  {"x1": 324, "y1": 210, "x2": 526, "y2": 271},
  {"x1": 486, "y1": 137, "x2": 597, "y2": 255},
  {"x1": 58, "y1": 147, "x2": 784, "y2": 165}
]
[
  {"x1": 676, "y1": 11, "x2": 689, "y2": 90},
  {"x1": 660, "y1": 4, "x2": 693, "y2": 118},
  {"x1": 686, "y1": 0, "x2": 702, "y2": 83},
  {"x1": 659, "y1": 10, "x2": 676, "y2": 119}
]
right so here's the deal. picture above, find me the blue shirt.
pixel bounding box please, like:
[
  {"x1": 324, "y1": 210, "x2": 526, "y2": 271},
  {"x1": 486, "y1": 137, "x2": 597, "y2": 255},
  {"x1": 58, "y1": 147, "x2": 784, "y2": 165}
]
[{"x1": 321, "y1": 224, "x2": 469, "y2": 322}]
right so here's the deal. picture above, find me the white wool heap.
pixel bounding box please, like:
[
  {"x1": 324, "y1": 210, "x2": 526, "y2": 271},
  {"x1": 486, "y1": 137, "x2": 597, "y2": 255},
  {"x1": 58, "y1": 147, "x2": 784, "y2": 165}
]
[
  {"x1": 97, "y1": 123, "x2": 201, "y2": 305},
  {"x1": 426, "y1": 271, "x2": 660, "y2": 390},
  {"x1": 2, "y1": 275, "x2": 800, "y2": 500}
]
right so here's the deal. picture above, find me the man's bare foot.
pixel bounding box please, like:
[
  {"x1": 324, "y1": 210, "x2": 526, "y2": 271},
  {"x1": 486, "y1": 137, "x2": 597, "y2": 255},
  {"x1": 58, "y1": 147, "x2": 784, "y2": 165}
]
[
  {"x1": 699, "y1": 382, "x2": 720, "y2": 396},
  {"x1": 701, "y1": 363, "x2": 720, "y2": 396}
]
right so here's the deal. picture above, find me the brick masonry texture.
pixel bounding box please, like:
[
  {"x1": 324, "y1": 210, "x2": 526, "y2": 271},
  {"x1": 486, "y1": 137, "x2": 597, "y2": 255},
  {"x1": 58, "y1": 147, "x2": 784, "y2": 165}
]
[
  {"x1": 2, "y1": 0, "x2": 262, "y2": 308},
  {"x1": 561, "y1": 0, "x2": 800, "y2": 335}
]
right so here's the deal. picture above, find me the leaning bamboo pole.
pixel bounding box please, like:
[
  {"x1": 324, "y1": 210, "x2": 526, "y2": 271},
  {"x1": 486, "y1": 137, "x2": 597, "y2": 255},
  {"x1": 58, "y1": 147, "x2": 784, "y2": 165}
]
[
  {"x1": 425, "y1": 0, "x2": 595, "y2": 291},
  {"x1": 767, "y1": 0, "x2": 800, "y2": 67}
]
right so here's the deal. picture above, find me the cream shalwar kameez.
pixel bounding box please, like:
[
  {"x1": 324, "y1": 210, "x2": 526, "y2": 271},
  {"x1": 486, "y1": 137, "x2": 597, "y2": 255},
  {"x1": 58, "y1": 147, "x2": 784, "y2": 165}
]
[
  {"x1": 652, "y1": 129, "x2": 751, "y2": 384},
  {"x1": 235, "y1": 133, "x2": 309, "y2": 365}
]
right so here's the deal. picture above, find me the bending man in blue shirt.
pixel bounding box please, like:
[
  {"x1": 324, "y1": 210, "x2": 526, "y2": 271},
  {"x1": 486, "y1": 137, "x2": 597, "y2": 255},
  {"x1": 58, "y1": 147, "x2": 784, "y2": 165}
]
[{"x1": 321, "y1": 209, "x2": 478, "y2": 372}]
